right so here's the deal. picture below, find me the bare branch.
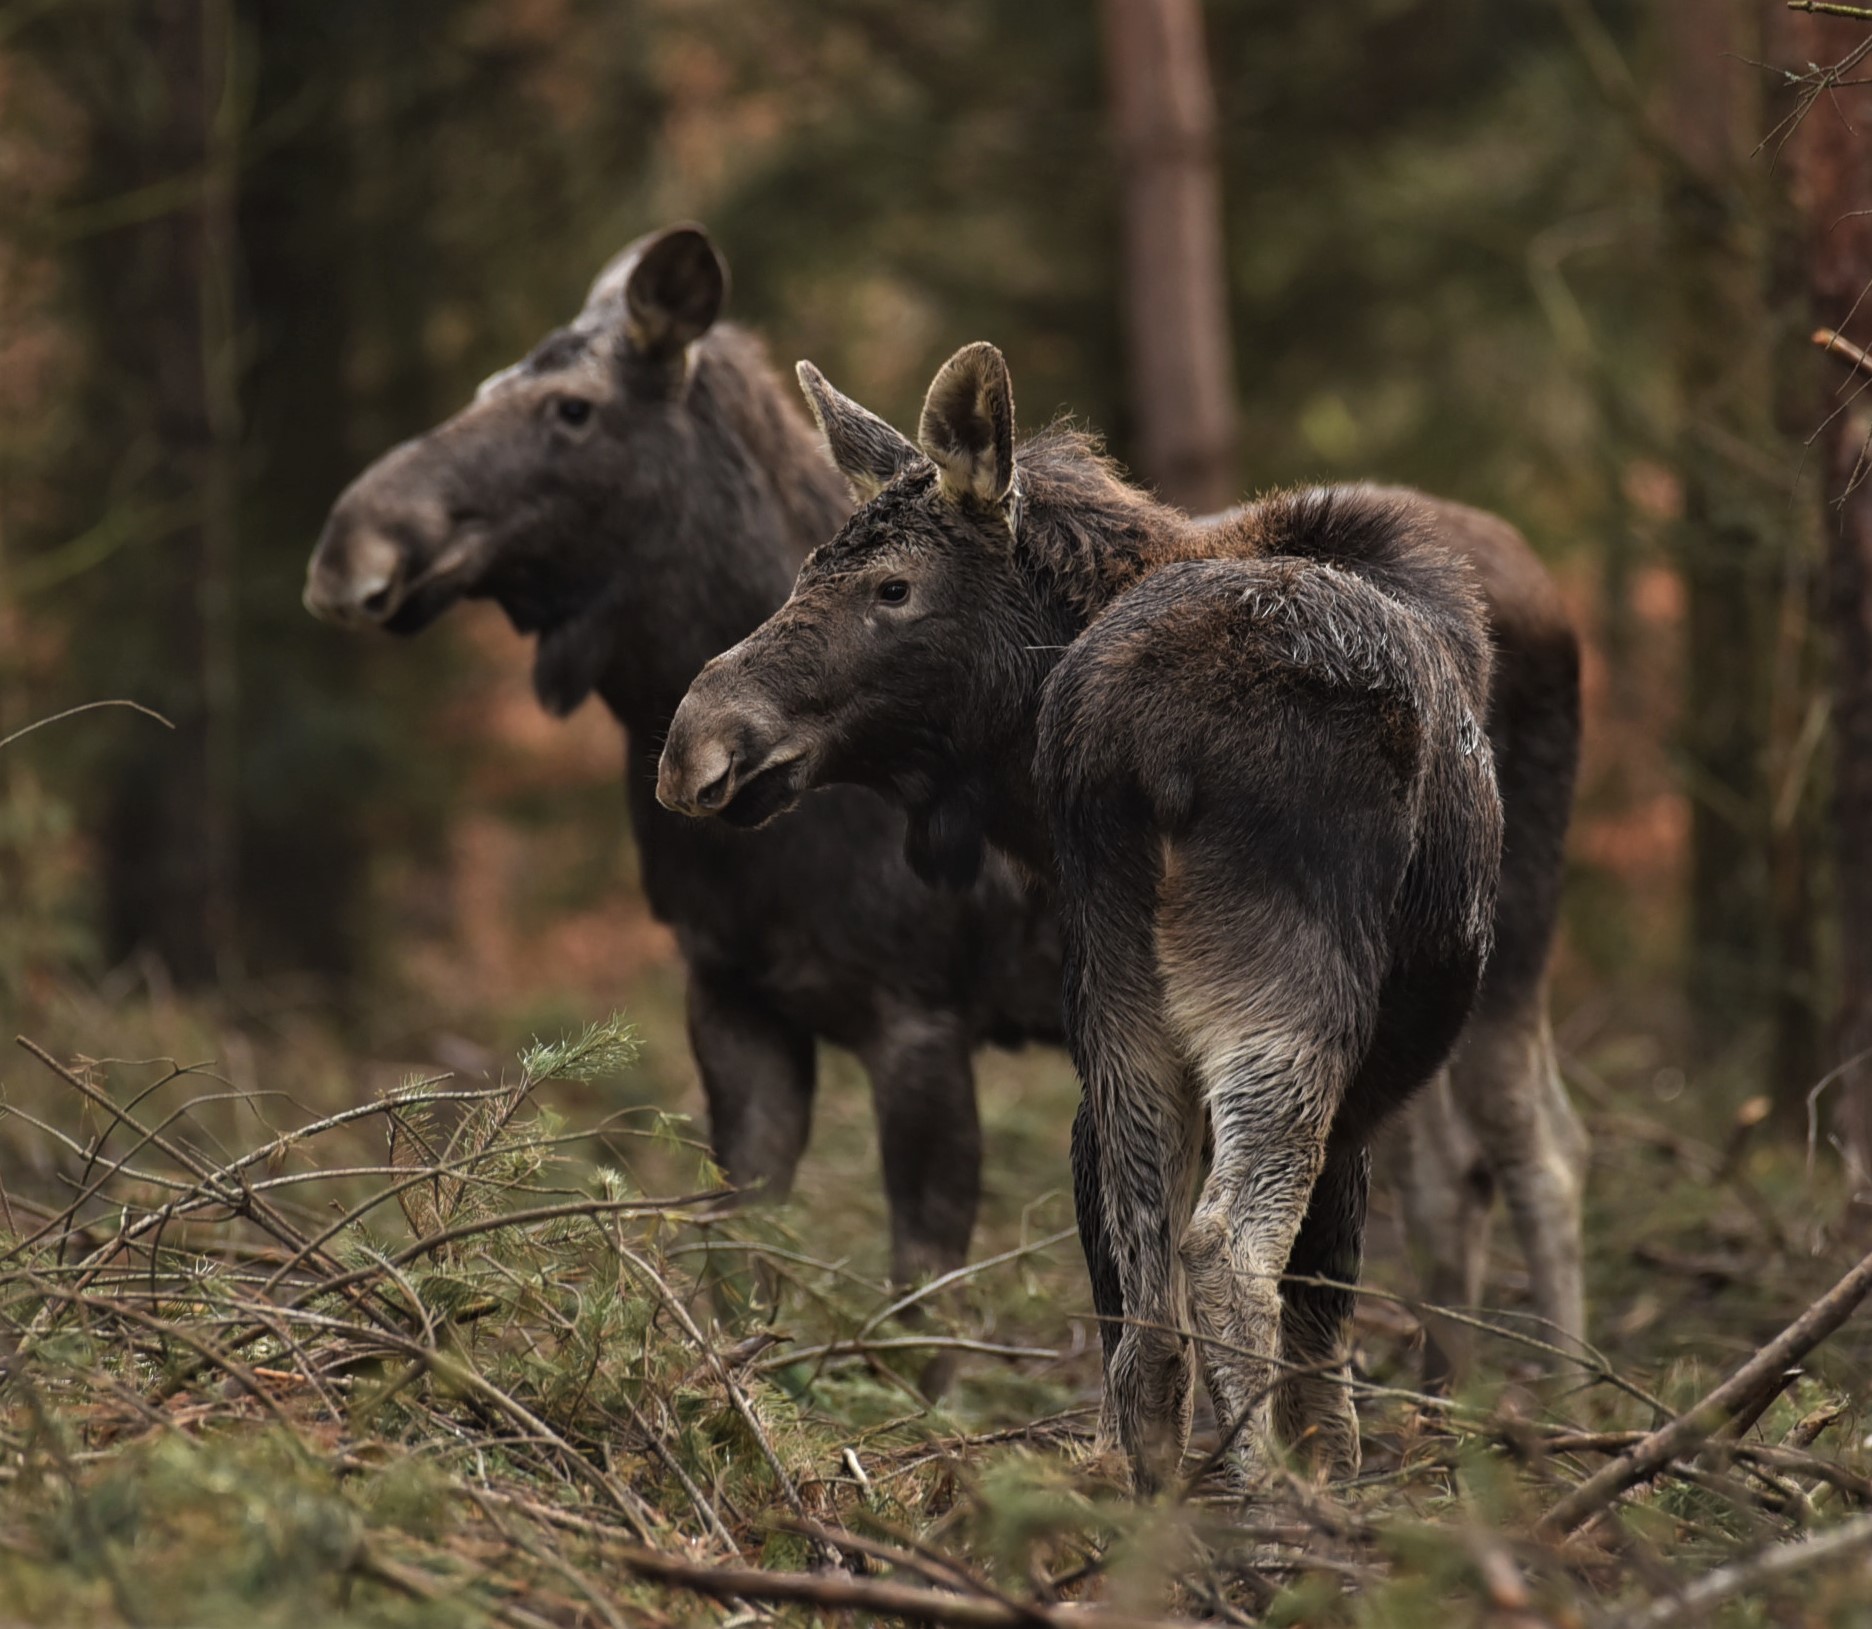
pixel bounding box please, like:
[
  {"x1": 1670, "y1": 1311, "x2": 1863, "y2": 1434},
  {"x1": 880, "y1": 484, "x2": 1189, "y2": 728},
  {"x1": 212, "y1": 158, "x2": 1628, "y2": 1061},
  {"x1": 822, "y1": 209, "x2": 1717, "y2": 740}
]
[
  {"x1": 1788, "y1": 1, "x2": 1872, "y2": 20},
  {"x1": 0, "y1": 698, "x2": 174, "y2": 753},
  {"x1": 1538, "y1": 1240, "x2": 1872, "y2": 1537}
]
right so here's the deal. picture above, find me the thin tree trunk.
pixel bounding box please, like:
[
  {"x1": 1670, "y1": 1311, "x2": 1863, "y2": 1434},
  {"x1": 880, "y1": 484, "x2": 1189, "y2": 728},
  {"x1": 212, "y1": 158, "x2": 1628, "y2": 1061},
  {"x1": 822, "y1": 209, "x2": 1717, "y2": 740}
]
[
  {"x1": 1659, "y1": 0, "x2": 1788, "y2": 1067},
  {"x1": 1826, "y1": 407, "x2": 1872, "y2": 1198},
  {"x1": 1099, "y1": 0, "x2": 1237, "y2": 514},
  {"x1": 82, "y1": 0, "x2": 247, "y2": 986},
  {"x1": 198, "y1": 0, "x2": 243, "y2": 985},
  {"x1": 1779, "y1": 11, "x2": 1872, "y2": 1201}
]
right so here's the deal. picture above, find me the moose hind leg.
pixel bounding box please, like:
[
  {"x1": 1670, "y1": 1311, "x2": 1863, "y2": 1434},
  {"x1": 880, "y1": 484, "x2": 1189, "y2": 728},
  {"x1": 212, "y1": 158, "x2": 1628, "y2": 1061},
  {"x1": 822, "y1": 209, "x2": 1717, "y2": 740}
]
[
  {"x1": 1391, "y1": 1068, "x2": 1495, "y2": 1387},
  {"x1": 1058, "y1": 873, "x2": 1202, "y2": 1489},
  {"x1": 1276, "y1": 1136, "x2": 1372, "y2": 1479},
  {"x1": 1178, "y1": 1037, "x2": 1342, "y2": 1490},
  {"x1": 1093, "y1": 1047, "x2": 1203, "y2": 1492},
  {"x1": 1449, "y1": 993, "x2": 1588, "y2": 1365},
  {"x1": 1158, "y1": 883, "x2": 1369, "y2": 1491},
  {"x1": 1072, "y1": 1093, "x2": 1127, "y2": 1454}
]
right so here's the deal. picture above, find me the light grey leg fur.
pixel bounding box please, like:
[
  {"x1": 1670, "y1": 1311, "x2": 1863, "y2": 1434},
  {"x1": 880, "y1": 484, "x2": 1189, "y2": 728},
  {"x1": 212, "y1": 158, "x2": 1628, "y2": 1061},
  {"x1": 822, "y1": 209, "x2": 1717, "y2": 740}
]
[
  {"x1": 1159, "y1": 905, "x2": 1362, "y2": 1491},
  {"x1": 1088, "y1": 1012, "x2": 1204, "y2": 1492},
  {"x1": 1176, "y1": 1033, "x2": 1345, "y2": 1488},
  {"x1": 1447, "y1": 996, "x2": 1589, "y2": 1367},
  {"x1": 1392, "y1": 1067, "x2": 1495, "y2": 1384},
  {"x1": 1056, "y1": 825, "x2": 1205, "y2": 1490}
]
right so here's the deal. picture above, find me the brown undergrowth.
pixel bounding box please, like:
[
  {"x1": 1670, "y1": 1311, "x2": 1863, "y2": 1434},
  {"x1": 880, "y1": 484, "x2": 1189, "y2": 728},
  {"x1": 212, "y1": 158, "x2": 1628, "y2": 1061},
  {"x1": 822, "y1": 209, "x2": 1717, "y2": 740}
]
[{"x1": 3, "y1": 1013, "x2": 1872, "y2": 1627}]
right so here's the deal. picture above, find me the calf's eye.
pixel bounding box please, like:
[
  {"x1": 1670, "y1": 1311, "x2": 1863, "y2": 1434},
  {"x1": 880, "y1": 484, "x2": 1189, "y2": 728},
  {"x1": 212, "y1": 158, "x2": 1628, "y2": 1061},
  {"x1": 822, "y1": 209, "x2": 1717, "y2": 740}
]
[
  {"x1": 556, "y1": 397, "x2": 593, "y2": 427},
  {"x1": 878, "y1": 579, "x2": 910, "y2": 605}
]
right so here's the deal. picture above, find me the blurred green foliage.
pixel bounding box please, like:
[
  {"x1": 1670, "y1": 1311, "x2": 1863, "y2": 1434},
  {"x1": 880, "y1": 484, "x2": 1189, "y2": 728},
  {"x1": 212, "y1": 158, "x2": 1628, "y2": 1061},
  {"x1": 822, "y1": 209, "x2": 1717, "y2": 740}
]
[{"x1": 0, "y1": 0, "x2": 1796, "y2": 1058}]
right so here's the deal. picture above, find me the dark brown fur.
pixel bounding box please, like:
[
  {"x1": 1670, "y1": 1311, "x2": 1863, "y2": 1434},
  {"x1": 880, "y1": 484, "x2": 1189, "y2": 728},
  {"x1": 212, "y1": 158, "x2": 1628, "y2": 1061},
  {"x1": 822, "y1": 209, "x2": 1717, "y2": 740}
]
[
  {"x1": 305, "y1": 236, "x2": 1064, "y2": 1330},
  {"x1": 660, "y1": 344, "x2": 1575, "y2": 1485}
]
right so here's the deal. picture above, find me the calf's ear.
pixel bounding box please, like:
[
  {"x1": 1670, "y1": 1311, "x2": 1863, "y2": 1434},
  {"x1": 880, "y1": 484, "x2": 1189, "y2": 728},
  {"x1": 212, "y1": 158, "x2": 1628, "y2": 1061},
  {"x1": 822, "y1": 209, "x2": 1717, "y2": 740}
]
[
  {"x1": 918, "y1": 342, "x2": 1015, "y2": 512},
  {"x1": 796, "y1": 361, "x2": 922, "y2": 502},
  {"x1": 620, "y1": 224, "x2": 728, "y2": 356}
]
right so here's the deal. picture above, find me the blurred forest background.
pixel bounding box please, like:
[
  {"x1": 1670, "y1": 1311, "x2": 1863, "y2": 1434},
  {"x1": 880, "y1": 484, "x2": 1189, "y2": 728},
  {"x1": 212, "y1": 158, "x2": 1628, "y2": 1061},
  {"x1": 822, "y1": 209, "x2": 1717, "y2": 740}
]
[{"x1": 3, "y1": 0, "x2": 1871, "y2": 1180}]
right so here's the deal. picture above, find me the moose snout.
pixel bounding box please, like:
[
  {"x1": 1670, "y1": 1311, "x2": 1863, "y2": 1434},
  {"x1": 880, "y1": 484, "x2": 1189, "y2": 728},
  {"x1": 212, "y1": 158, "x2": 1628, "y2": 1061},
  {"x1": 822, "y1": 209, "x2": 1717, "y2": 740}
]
[
  {"x1": 658, "y1": 735, "x2": 738, "y2": 816},
  {"x1": 304, "y1": 520, "x2": 409, "y2": 628},
  {"x1": 656, "y1": 697, "x2": 744, "y2": 816},
  {"x1": 657, "y1": 673, "x2": 800, "y2": 821}
]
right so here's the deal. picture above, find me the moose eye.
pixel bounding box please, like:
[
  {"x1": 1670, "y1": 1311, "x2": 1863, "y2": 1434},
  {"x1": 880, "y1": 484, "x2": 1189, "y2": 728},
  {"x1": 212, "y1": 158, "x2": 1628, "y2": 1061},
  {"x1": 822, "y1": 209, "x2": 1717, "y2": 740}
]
[
  {"x1": 877, "y1": 578, "x2": 910, "y2": 605},
  {"x1": 555, "y1": 397, "x2": 593, "y2": 427}
]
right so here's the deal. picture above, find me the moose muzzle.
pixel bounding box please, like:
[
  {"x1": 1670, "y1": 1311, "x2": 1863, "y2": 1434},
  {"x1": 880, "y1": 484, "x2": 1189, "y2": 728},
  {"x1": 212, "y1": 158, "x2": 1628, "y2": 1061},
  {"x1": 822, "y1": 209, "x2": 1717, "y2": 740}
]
[
  {"x1": 657, "y1": 678, "x2": 810, "y2": 828},
  {"x1": 303, "y1": 521, "x2": 408, "y2": 628}
]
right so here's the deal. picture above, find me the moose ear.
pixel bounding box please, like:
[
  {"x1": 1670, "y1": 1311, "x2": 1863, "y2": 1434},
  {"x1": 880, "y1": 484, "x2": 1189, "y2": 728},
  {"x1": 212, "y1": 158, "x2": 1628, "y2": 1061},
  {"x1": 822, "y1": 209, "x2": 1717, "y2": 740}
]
[
  {"x1": 918, "y1": 342, "x2": 1015, "y2": 509},
  {"x1": 796, "y1": 361, "x2": 922, "y2": 501},
  {"x1": 620, "y1": 224, "x2": 727, "y2": 356}
]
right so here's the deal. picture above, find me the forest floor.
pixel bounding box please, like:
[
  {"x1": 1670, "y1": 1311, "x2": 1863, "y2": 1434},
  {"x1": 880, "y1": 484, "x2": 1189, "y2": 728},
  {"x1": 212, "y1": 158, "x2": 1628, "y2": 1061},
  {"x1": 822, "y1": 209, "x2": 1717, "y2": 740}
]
[{"x1": 2, "y1": 964, "x2": 1870, "y2": 1628}]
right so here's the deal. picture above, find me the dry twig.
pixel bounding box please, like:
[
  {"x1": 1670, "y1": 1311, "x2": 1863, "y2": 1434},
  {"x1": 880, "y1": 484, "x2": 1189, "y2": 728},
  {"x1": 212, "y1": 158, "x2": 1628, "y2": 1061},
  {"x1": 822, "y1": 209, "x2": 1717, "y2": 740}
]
[{"x1": 1539, "y1": 1240, "x2": 1872, "y2": 1537}]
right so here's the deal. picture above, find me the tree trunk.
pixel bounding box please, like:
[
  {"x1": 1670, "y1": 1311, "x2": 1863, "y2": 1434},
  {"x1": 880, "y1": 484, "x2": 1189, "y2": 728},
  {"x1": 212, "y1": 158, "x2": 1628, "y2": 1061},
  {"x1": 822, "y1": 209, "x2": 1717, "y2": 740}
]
[
  {"x1": 198, "y1": 0, "x2": 244, "y2": 984},
  {"x1": 1099, "y1": 0, "x2": 1237, "y2": 514},
  {"x1": 91, "y1": 0, "x2": 242, "y2": 986},
  {"x1": 35, "y1": 0, "x2": 377, "y2": 988},
  {"x1": 1658, "y1": 0, "x2": 1794, "y2": 1071},
  {"x1": 1778, "y1": 12, "x2": 1872, "y2": 1199}
]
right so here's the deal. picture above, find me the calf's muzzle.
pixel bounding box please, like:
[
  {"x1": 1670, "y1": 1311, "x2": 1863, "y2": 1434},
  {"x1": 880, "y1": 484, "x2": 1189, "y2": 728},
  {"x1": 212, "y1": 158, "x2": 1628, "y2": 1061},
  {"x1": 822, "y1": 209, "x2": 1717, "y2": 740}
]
[{"x1": 657, "y1": 668, "x2": 806, "y2": 827}]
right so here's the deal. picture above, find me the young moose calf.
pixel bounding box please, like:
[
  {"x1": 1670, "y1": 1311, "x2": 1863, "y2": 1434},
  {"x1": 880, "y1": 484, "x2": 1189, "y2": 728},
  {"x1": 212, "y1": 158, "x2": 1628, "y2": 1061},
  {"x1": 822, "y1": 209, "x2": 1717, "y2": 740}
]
[{"x1": 659, "y1": 344, "x2": 1506, "y2": 1488}]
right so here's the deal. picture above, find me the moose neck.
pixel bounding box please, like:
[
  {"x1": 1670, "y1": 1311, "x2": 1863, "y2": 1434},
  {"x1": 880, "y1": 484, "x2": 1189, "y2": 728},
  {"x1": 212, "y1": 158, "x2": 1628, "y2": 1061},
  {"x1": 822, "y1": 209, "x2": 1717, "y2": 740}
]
[
  {"x1": 919, "y1": 428, "x2": 1205, "y2": 878},
  {"x1": 588, "y1": 329, "x2": 851, "y2": 747},
  {"x1": 1010, "y1": 428, "x2": 1210, "y2": 636}
]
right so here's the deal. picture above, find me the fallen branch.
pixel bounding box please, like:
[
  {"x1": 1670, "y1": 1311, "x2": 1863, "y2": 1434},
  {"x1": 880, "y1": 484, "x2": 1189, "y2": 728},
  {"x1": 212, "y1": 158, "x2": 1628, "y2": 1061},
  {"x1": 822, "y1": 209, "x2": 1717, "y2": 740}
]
[
  {"x1": 353, "y1": 1539, "x2": 563, "y2": 1629},
  {"x1": 606, "y1": 1540, "x2": 1198, "y2": 1629},
  {"x1": 1539, "y1": 1242, "x2": 1872, "y2": 1537},
  {"x1": 786, "y1": 1518, "x2": 1048, "y2": 1626}
]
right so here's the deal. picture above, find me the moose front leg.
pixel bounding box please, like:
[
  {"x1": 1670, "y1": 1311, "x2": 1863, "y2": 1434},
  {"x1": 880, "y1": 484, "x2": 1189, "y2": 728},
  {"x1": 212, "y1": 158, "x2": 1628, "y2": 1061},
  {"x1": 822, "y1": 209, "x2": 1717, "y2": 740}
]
[
  {"x1": 686, "y1": 969, "x2": 817, "y2": 1205},
  {"x1": 857, "y1": 1008, "x2": 982, "y2": 1397},
  {"x1": 857, "y1": 1008, "x2": 983, "y2": 1290}
]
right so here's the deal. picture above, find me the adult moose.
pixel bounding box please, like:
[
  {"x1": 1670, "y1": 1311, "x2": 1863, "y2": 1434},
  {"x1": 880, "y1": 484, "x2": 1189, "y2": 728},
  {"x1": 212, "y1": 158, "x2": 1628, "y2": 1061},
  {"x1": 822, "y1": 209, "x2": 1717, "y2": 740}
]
[
  {"x1": 660, "y1": 343, "x2": 1570, "y2": 1487},
  {"x1": 304, "y1": 228, "x2": 1066, "y2": 1330}
]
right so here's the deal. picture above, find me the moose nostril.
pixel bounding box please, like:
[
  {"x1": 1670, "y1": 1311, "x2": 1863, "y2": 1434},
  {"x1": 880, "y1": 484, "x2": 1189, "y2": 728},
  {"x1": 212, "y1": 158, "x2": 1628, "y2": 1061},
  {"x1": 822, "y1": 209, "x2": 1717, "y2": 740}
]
[
  {"x1": 694, "y1": 753, "x2": 738, "y2": 810},
  {"x1": 361, "y1": 583, "x2": 396, "y2": 618}
]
